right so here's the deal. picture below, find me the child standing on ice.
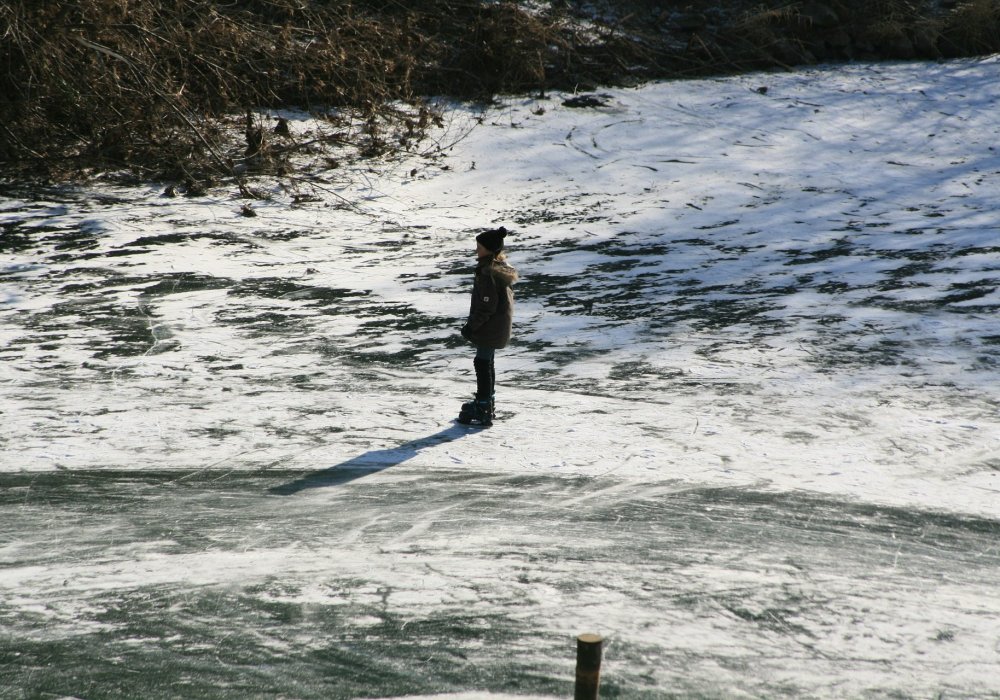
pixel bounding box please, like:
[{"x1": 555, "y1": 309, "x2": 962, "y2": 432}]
[{"x1": 458, "y1": 226, "x2": 518, "y2": 427}]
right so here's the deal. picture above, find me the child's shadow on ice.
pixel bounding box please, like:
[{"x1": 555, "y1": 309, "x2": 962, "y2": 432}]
[{"x1": 269, "y1": 425, "x2": 470, "y2": 495}]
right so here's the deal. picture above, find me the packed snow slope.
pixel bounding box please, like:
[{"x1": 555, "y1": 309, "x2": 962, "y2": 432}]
[{"x1": 1, "y1": 59, "x2": 999, "y2": 698}]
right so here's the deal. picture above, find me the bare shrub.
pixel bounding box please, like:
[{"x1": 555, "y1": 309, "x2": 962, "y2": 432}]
[
  {"x1": 2, "y1": 0, "x2": 999, "y2": 185},
  {"x1": 940, "y1": 0, "x2": 1000, "y2": 55},
  {"x1": 0, "y1": 1, "x2": 569, "y2": 183}
]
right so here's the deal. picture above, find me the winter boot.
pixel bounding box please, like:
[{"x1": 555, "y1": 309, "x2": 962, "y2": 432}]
[
  {"x1": 458, "y1": 394, "x2": 476, "y2": 421},
  {"x1": 461, "y1": 392, "x2": 494, "y2": 417},
  {"x1": 457, "y1": 397, "x2": 493, "y2": 427}
]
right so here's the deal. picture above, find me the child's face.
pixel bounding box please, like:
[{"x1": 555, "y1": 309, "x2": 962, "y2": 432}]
[{"x1": 476, "y1": 243, "x2": 490, "y2": 258}]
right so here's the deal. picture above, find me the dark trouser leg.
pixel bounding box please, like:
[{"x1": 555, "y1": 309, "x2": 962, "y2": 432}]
[
  {"x1": 474, "y1": 347, "x2": 496, "y2": 422},
  {"x1": 473, "y1": 357, "x2": 492, "y2": 400},
  {"x1": 474, "y1": 347, "x2": 496, "y2": 400}
]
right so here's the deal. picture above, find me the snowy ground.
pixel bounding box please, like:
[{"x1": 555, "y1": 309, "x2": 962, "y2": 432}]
[{"x1": 1, "y1": 58, "x2": 999, "y2": 698}]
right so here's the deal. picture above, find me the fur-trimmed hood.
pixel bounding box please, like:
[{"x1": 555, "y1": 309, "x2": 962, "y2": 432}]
[{"x1": 483, "y1": 259, "x2": 519, "y2": 286}]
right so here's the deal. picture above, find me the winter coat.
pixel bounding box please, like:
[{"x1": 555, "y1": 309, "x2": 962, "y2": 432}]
[{"x1": 461, "y1": 257, "x2": 518, "y2": 349}]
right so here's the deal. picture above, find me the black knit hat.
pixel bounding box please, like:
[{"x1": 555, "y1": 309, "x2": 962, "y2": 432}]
[{"x1": 476, "y1": 226, "x2": 508, "y2": 253}]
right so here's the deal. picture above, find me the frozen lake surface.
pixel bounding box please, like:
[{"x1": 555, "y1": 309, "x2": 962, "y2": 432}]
[{"x1": 2, "y1": 58, "x2": 999, "y2": 698}]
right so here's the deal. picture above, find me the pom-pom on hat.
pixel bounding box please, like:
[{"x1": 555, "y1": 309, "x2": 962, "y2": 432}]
[{"x1": 476, "y1": 226, "x2": 508, "y2": 253}]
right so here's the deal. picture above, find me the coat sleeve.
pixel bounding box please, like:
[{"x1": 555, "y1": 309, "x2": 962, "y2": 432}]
[{"x1": 462, "y1": 270, "x2": 499, "y2": 336}]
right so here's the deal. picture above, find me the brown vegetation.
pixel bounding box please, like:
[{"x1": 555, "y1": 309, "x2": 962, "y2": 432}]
[{"x1": 1, "y1": 1, "x2": 998, "y2": 186}]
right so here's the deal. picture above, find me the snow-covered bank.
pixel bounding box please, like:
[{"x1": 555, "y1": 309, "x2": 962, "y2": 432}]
[
  {"x1": 2, "y1": 60, "x2": 997, "y2": 515},
  {"x1": 1, "y1": 58, "x2": 999, "y2": 698}
]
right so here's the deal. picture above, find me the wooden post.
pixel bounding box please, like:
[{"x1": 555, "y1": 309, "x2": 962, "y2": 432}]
[{"x1": 574, "y1": 633, "x2": 603, "y2": 700}]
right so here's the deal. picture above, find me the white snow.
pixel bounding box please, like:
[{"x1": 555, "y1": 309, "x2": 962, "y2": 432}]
[
  {"x1": 1, "y1": 58, "x2": 999, "y2": 698},
  {"x1": 3, "y1": 61, "x2": 996, "y2": 512}
]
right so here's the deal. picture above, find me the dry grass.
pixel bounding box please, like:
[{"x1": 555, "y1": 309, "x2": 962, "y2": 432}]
[
  {"x1": 0, "y1": 1, "x2": 572, "y2": 184},
  {"x1": 941, "y1": 0, "x2": 1000, "y2": 55},
  {"x1": 1, "y1": 0, "x2": 998, "y2": 185}
]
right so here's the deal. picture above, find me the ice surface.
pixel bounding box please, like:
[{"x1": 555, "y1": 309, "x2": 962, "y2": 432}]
[{"x1": 1, "y1": 59, "x2": 999, "y2": 698}]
